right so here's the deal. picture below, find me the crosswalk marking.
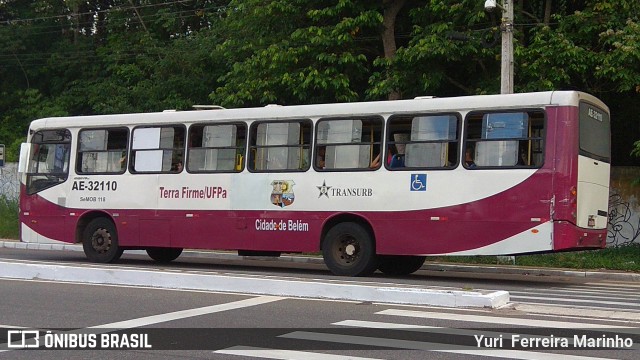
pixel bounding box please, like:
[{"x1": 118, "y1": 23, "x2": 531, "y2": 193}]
[
  {"x1": 376, "y1": 309, "x2": 637, "y2": 331},
  {"x1": 511, "y1": 295, "x2": 640, "y2": 308},
  {"x1": 215, "y1": 346, "x2": 384, "y2": 360},
  {"x1": 334, "y1": 319, "x2": 639, "y2": 350},
  {"x1": 279, "y1": 331, "x2": 618, "y2": 360},
  {"x1": 1, "y1": 296, "x2": 284, "y2": 353},
  {"x1": 515, "y1": 288, "x2": 640, "y2": 298},
  {"x1": 583, "y1": 282, "x2": 640, "y2": 289},
  {"x1": 334, "y1": 320, "x2": 570, "y2": 343},
  {"x1": 89, "y1": 296, "x2": 283, "y2": 330},
  {"x1": 514, "y1": 304, "x2": 640, "y2": 323}
]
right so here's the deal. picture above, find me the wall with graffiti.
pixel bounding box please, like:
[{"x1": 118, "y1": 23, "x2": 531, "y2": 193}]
[
  {"x1": 608, "y1": 167, "x2": 640, "y2": 247},
  {"x1": 0, "y1": 163, "x2": 18, "y2": 200}
]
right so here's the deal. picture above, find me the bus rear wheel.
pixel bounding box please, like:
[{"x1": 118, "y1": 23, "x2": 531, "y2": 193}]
[
  {"x1": 322, "y1": 222, "x2": 378, "y2": 277},
  {"x1": 377, "y1": 255, "x2": 426, "y2": 276},
  {"x1": 82, "y1": 218, "x2": 123, "y2": 263},
  {"x1": 146, "y1": 248, "x2": 183, "y2": 263}
]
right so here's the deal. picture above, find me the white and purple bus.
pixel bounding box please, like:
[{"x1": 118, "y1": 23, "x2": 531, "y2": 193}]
[{"x1": 18, "y1": 91, "x2": 610, "y2": 276}]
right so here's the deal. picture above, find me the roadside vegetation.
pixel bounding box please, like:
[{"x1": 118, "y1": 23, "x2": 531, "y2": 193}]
[
  {"x1": 0, "y1": 196, "x2": 19, "y2": 239},
  {"x1": 426, "y1": 244, "x2": 640, "y2": 272}
]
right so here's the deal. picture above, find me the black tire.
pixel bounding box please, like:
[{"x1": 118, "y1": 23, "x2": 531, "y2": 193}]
[
  {"x1": 377, "y1": 255, "x2": 426, "y2": 276},
  {"x1": 146, "y1": 248, "x2": 183, "y2": 263},
  {"x1": 322, "y1": 222, "x2": 378, "y2": 277},
  {"x1": 82, "y1": 218, "x2": 123, "y2": 263}
]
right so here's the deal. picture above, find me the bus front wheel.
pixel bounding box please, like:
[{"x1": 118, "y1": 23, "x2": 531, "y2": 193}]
[
  {"x1": 377, "y1": 255, "x2": 426, "y2": 276},
  {"x1": 146, "y1": 248, "x2": 183, "y2": 263},
  {"x1": 322, "y1": 222, "x2": 378, "y2": 277},
  {"x1": 82, "y1": 218, "x2": 123, "y2": 263}
]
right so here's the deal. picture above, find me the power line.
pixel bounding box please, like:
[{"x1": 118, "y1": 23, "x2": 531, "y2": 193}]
[{"x1": 0, "y1": 0, "x2": 217, "y2": 25}]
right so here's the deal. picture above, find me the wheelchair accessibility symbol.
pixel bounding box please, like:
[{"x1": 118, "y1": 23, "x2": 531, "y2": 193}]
[{"x1": 411, "y1": 174, "x2": 427, "y2": 191}]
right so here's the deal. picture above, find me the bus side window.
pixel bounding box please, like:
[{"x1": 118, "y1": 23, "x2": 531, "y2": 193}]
[
  {"x1": 131, "y1": 125, "x2": 185, "y2": 173},
  {"x1": 386, "y1": 114, "x2": 459, "y2": 170},
  {"x1": 77, "y1": 128, "x2": 129, "y2": 174},
  {"x1": 464, "y1": 111, "x2": 544, "y2": 168},
  {"x1": 187, "y1": 123, "x2": 246, "y2": 173},
  {"x1": 249, "y1": 120, "x2": 311, "y2": 172},
  {"x1": 315, "y1": 117, "x2": 382, "y2": 170}
]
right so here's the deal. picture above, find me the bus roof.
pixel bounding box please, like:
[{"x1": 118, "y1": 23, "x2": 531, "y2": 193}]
[{"x1": 29, "y1": 91, "x2": 608, "y2": 131}]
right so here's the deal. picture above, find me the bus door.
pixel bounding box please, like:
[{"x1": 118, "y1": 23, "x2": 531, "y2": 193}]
[{"x1": 20, "y1": 129, "x2": 73, "y2": 243}]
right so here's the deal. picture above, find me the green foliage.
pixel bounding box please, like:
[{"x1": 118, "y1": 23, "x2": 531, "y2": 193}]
[
  {"x1": 632, "y1": 140, "x2": 640, "y2": 158},
  {"x1": 211, "y1": 0, "x2": 380, "y2": 106},
  {"x1": 0, "y1": 196, "x2": 19, "y2": 240},
  {"x1": 0, "y1": 0, "x2": 639, "y2": 164},
  {"x1": 515, "y1": 245, "x2": 640, "y2": 271},
  {"x1": 518, "y1": 1, "x2": 640, "y2": 93}
]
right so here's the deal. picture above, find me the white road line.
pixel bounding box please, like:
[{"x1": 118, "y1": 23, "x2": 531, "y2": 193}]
[
  {"x1": 215, "y1": 346, "x2": 384, "y2": 360},
  {"x1": 514, "y1": 304, "x2": 640, "y2": 322},
  {"x1": 334, "y1": 320, "x2": 552, "y2": 341},
  {"x1": 335, "y1": 320, "x2": 440, "y2": 330},
  {"x1": 583, "y1": 282, "x2": 640, "y2": 289},
  {"x1": 1, "y1": 296, "x2": 284, "y2": 352},
  {"x1": 377, "y1": 309, "x2": 638, "y2": 331},
  {"x1": 518, "y1": 288, "x2": 640, "y2": 298},
  {"x1": 334, "y1": 320, "x2": 639, "y2": 350},
  {"x1": 510, "y1": 295, "x2": 640, "y2": 308},
  {"x1": 280, "y1": 331, "x2": 617, "y2": 360},
  {"x1": 520, "y1": 287, "x2": 640, "y2": 296},
  {"x1": 89, "y1": 296, "x2": 283, "y2": 330}
]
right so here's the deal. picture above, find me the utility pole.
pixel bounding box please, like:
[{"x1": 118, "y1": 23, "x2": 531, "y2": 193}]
[{"x1": 500, "y1": 0, "x2": 514, "y2": 94}]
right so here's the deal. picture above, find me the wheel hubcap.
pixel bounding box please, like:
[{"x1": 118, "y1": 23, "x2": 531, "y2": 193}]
[
  {"x1": 345, "y1": 244, "x2": 356, "y2": 256},
  {"x1": 336, "y1": 236, "x2": 359, "y2": 265},
  {"x1": 92, "y1": 228, "x2": 111, "y2": 254}
]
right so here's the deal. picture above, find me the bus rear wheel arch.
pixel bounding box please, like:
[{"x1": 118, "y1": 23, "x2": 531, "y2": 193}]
[
  {"x1": 321, "y1": 222, "x2": 378, "y2": 277},
  {"x1": 82, "y1": 217, "x2": 123, "y2": 263},
  {"x1": 146, "y1": 247, "x2": 183, "y2": 263}
]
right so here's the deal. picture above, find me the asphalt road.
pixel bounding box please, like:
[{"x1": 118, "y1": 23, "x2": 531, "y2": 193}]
[{"x1": 1, "y1": 247, "x2": 639, "y2": 359}]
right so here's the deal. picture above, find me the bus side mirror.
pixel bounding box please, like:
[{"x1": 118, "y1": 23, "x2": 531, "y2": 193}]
[{"x1": 18, "y1": 143, "x2": 30, "y2": 175}]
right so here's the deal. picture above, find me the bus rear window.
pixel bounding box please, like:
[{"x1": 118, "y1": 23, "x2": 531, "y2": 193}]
[{"x1": 579, "y1": 102, "x2": 610, "y2": 163}]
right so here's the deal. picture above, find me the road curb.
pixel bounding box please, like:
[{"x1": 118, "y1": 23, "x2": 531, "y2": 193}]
[
  {"x1": 0, "y1": 260, "x2": 509, "y2": 308},
  {"x1": 2, "y1": 240, "x2": 638, "y2": 282}
]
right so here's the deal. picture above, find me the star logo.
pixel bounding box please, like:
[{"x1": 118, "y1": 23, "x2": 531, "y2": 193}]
[{"x1": 317, "y1": 180, "x2": 332, "y2": 198}]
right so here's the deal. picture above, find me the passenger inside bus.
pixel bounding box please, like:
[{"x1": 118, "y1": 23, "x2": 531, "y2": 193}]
[
  {"x1": 389, "y1": 138, "x2": 407, "y2": 168},
  {"x1": 172, "y1": 160, "x2": 183, "y2": 172},
  {"x1": 464, "y1": 147, "x2": 476, "y2": 168},
  {"x1": 316, "y1": 146, "x2": 326, "y2": 169},
  {"x1": 370, "y1": 153, "x2": 381, "y2": 168}
]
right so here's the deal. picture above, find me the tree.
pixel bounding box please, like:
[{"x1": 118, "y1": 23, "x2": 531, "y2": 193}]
[
  {"x1": 211, "y1": 0, "x2": 385, "y2": 106},
  {"x1": 1, "y1": 0, "x2": 639, "y2": 164}
]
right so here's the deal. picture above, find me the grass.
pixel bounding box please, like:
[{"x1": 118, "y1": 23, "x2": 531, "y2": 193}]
[
  {"x1": 0, "y1": 195, "x2": 19, "y2": 239},
  {"x1": 0, "y1": 198, "x2": 637, "y2": 272},
  {"x1": 426, "y1": 244, "x2": 640, "y2": 272}
]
